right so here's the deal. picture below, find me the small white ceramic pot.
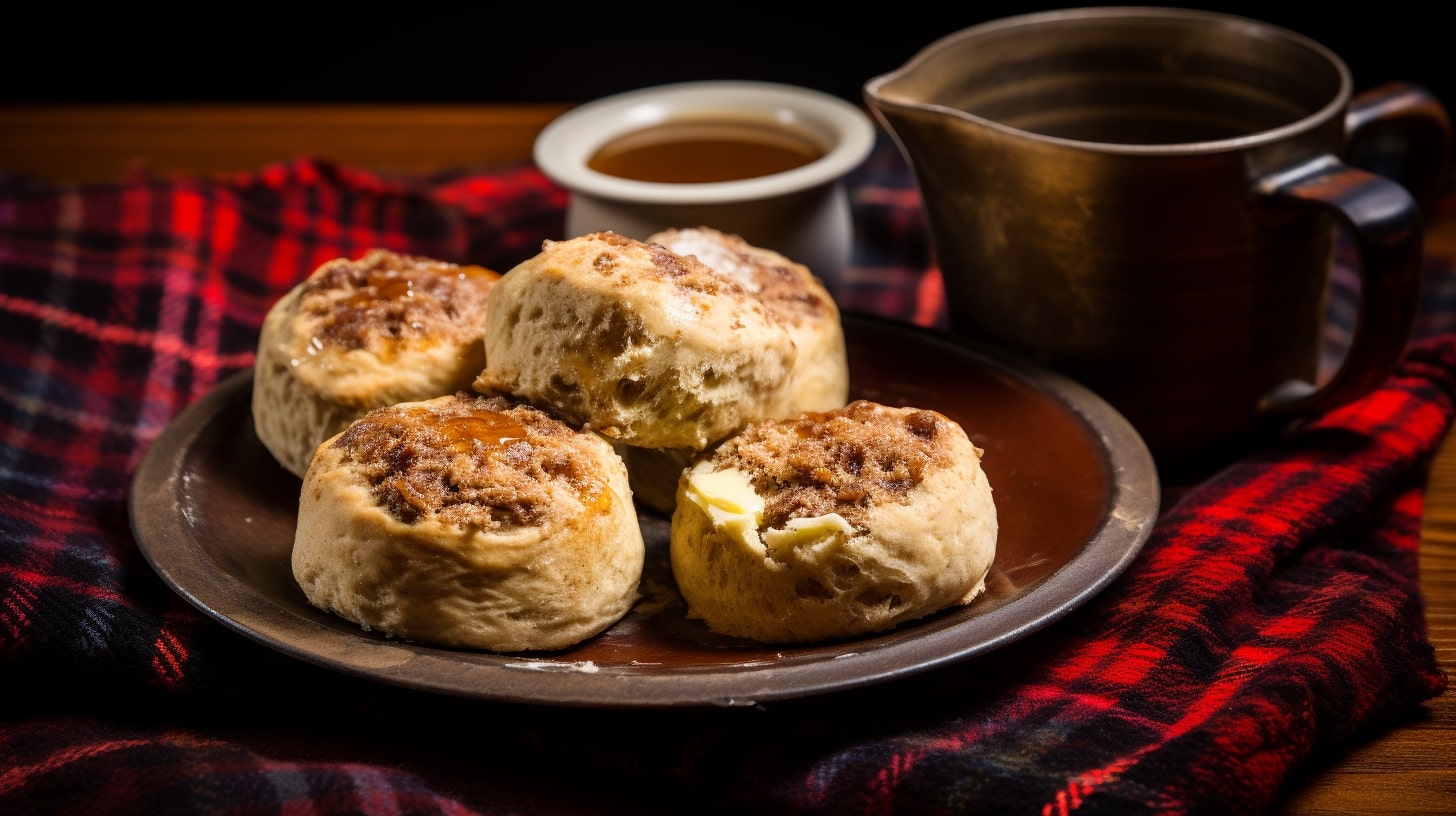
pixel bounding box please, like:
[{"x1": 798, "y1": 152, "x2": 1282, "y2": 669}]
[{"x1": 533, "y1": 80, "x2": 876, "y2": 280}]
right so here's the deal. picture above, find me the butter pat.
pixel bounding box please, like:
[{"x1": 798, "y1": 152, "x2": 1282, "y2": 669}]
[
  {"x1": 685, "y1": 464, "x2": 765, "y2": 554},
  {"x1": 764, "y1": 513, "x2": 854, "y2": 556}
]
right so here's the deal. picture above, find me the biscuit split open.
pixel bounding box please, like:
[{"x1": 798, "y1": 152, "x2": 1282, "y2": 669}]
[{"x1": 670, "y1": 400, "x2": 998, "y2": 644}]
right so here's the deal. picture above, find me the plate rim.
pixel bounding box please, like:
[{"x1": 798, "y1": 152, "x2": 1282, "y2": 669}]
[{"x1": 129, "y1": 312, "x2": 1160, "y2": 708}]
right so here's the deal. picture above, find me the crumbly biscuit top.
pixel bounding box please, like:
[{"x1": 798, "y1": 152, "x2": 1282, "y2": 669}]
[
  {"x1": 327, "y1": 393, "x2": 611, "y2": 529},
  {"x1": 546, "y1": 231, "x2": 746, "y2": 301},
  {"x1": 296, "y1": 249, "x2": 498, "y2": 356},
  {"x1": 647, "y1": 227, "x2": 835, "y2": 326},
  {"x1": 709, "y1": 400, "x2": 964, "y2": 529}
]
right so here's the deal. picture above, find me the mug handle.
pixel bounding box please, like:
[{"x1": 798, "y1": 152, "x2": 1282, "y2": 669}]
[
  {"x1": 1255, "y1": 82, "x2": 1451, "y2": 418},
  {"x1": 1345, "y1": 82, "x2": 1453, "y2": 216}
]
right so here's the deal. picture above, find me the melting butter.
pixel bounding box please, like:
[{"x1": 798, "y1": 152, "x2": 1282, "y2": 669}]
[
  {"x1": 685, "y1": 463, "x2": 856, "y2": 558},
  {"x1": 763, "y1": 513, "x2": 854, "y2": 556},
  {"x1": 685, "y1": 463, "x2": 764, "y2": 554}
]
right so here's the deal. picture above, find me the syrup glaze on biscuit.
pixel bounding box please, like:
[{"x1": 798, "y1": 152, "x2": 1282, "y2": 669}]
[
  {"x1": 709, "y1": 400, "x2": 962, "y2": 529},
  {"x1": 298, "y1": 249, "x2": 498, "y2": 358},
  {"x1": 328, "y1": 394, "x2": 610, "y2": 529}
]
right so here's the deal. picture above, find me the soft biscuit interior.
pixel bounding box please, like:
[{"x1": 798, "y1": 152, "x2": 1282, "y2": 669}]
[
  {"x1": 586, "y1": 226, "x2": 850, "y2": 513},
  {"x1": 474, "y1": 231, "x2": 798, "y2": 452}
]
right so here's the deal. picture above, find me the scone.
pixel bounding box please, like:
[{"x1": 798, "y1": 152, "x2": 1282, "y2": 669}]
[
  {"x1": 474, "y1": 231, "x2": 797, "y2": 451},
  {"x1": 253, "y1": 249, "x2": 499, "y2": 478},
  {"x1": 292, "y1": 392, "x2": 644, "y2": 653},
  {"x1": 670, "y1": 400, "x2": 997, "y2": 644},
  {"x1": 646, "y1": 226, "x2": 848, "y2": 413}
]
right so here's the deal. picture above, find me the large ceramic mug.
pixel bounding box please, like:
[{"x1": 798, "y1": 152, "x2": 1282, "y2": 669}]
[{"x1": 864, "y1": 7, "x2": 1451, "y2": 480}]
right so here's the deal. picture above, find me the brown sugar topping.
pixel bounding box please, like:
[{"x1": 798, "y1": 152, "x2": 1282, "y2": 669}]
[
  {"x1": 299, "y1": 249, "x2": 498, "y2": 353},
  {"x1": 330, "y1": 393, "x2": 609, "y2": 529},
  {"x1": 712, "y1": 400, "x2": 960, "y2": 529}
]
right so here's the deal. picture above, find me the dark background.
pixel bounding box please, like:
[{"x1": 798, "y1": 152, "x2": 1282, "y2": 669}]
[{"x1": 5, "y1": 2, "x2": 1449, "y2": 115}]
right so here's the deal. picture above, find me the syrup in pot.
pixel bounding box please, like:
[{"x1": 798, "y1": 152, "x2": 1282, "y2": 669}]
[{"x1": 587, "y1": 118, "x2": 826, "y2": 184}]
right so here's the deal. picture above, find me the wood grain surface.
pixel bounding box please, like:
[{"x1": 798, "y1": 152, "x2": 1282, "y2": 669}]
[
  {"x1": 0, "y1": 104, "x2": 568, "y2": 182},
  {"x1": 1275, "y1": 204, "x2": 1456, "y2": 815}
]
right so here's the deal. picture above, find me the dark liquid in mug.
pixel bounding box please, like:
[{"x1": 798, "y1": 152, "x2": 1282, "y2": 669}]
[
  {"x1": 963, "y1": 74, "x2": 1314, "y2": 145},
  {"x1": 1010, "y1": 106, "x2": 1268, "y2": 143},
  {"x1": 587, "y1": 119, "x2": 825, "y2": 183}
]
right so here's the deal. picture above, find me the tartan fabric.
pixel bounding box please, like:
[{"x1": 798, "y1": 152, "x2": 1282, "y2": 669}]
[{"x1": 0, "y1": 138, "x2": 1449, "y2": 815}]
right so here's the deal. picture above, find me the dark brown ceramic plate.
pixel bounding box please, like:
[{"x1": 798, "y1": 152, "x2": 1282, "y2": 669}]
[{"x1": 129, "y1": 313, "x2": 1158, "y2": 708}]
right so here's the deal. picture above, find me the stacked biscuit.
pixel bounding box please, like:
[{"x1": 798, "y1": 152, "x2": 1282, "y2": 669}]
[
  {"x1": 252, "y1": 248, "x2": 500, "y2": 478},
  {"x1": 255, "y1": 231, "x2": 997, "y2": 652}
]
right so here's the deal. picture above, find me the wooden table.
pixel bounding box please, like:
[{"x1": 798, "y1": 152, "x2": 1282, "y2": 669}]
[
  {"x1": 2, "y1": 104, "x2": 1452, "y2": 814},
  {"x1": 1278, "y1": 206, "x2": 1456, "y2": 814}
]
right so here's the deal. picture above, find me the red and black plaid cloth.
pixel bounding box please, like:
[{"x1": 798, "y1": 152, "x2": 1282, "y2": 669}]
[{"x1": 1, "y1": 138, "x2": 1451, "y2": 815}]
